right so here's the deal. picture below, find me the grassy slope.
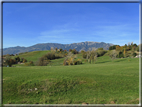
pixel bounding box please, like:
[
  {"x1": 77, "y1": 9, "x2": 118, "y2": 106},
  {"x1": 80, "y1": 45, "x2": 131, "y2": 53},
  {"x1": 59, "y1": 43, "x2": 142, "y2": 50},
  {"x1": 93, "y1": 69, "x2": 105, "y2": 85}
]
[
  {"x1": 11, "y1": 50, "x2": 51, "y2": 62},
  {"x1": 3, "y1": 55, "x2": 139, "y2": 104}
]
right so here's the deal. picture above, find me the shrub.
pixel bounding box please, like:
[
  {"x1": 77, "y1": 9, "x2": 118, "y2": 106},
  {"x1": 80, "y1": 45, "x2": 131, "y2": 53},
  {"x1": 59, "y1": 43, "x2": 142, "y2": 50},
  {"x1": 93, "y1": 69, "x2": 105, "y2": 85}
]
[
  {"x1": 133, "y1": 52, "x2": 137, "y2": 57},
  {"x1": 63, "y1": 58, "x2": 82, "y2": 66},
  {"x1": 21, "y1": 58, "x2": 24, "y2": 62},
  {"x1": 23, "y1": 59, "x2": 27, "y2": 63},
  {"x1": 36, "y1": 56, "x2": 50, "y2": 66},
  {"x1": 130, "y1": 51, "x2": 137, "y2": 58},
  {"x1": 24, "y1": 61, "x2": 34, "y2": 66},
  {"x1": 71, "y1": 49, "x2": 78, "y2": 54},
  {"x1": 63, "y1": 58, "x2": 68, "y2": 66},
  {"x1": 69, "y1": 49, "x2": 72, "y2": 52},
  {"x1": 109, "y1": 50, "x2": 118, "y2": 60},
  {"x1": 74, "y1": 59, "x2": 82, "y2": 65},
  {"x1": 82, "y1": 52, "x2": 87, "y2": 59},
  {"x1": 80, "y1": 50, "x2": 85, "y2": 53},
  {"x1": 109, "y1": 45, "x2": 118, "y2": 50},
  {"x1": 117, "y1": 51, "x2": 124, "y2": 58},
  {"x1": 97, "y1": 50, "x2": 107, "y2": 57},
  {"x1": 4, "y1": 56, "x2": 16, "y2": 67},
  {"x1": 15, "y1": 56, "x2": 20, "y2": 62}
]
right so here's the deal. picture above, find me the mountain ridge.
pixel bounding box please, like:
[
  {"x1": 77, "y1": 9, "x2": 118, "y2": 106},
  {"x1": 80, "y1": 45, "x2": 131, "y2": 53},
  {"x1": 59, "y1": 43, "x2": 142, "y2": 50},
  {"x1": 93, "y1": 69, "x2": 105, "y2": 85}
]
[{"x1": 3, "y1": 41, "x2": 114, "y2": 55}]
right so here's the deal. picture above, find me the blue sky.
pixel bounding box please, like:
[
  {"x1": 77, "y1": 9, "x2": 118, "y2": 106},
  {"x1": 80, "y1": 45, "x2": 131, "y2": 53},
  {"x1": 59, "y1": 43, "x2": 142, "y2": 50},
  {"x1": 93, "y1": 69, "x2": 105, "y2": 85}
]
[{"x1": 3, "y1": 2, "x2": 139, "y2": 48}]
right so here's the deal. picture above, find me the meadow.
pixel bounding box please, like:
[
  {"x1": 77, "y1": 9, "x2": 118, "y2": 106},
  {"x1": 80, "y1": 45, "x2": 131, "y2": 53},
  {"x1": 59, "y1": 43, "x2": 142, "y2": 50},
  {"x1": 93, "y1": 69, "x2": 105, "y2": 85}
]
[{"x1": 2, "y1": 51, "x2": 139, "y2": 104}]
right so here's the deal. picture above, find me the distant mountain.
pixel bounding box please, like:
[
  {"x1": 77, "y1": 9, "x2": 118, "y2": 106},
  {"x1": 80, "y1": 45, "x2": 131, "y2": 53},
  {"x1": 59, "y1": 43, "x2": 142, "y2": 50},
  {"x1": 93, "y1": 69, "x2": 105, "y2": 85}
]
[{"x1": 3, "y1": 41, "x2": 114, "y2": 55}]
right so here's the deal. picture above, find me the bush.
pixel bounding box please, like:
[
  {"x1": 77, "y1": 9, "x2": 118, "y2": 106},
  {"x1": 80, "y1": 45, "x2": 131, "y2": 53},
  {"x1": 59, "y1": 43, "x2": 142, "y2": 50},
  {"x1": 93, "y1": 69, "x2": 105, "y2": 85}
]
[
  {"x1": 4, "y1": 56, "x2": 16, "y2": 67},
  {"x1": 44, "y1": 52, "x2": 63, "y2": 60},
  {"x1": 24, "y1": 61, "x2": 34, "y2": 66},
  {"x1": 23, "y1": 59, "x2": 27, "y2": 63},
  {"x1": 117, "y1": 51, "x2": 124, "y2": 58},
  {"x1": 74, "y1": 59, "x2": 82, "y2": 65},
  {"x1": 15, "y1": 56, "x2": 20, "y2": 62},
  {"x1": 36, "y1": 56, "x2": 50, "y2": 66},
  {"x1": 109, "y1": 45, "x2": 118, "y2": 50},
  {"x1": 44, "y1": 53, "x2": 56, "y2": 60},
  {"x1": 63, "y1": 58, "x2": 69, "y2": 66},
  {"x1": 63, "y1": 58, "x2": 82, "y2": 66},
  {"x1": 71, "y1": 49, "x2": 78, "y2": 54},
  {"x1": 97, "y1": 50, "x2": 107, "y2": 57},
  {"x1": 109, "y1": 50, "x2": 118, "y2": 60},
  {"x1": 133, "y1": 52, "x2": 137, "y2": 57},
  {"x1": 82, "y1": 52, "x2": 87, "y2": 59}
]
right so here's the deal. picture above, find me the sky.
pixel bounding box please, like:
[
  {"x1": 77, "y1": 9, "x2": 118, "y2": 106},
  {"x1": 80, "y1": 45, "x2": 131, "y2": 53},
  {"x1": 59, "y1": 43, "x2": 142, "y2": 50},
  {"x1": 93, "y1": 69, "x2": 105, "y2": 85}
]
[{"x1": 3, "y1": 2, "x2": 139, "y2": 48}]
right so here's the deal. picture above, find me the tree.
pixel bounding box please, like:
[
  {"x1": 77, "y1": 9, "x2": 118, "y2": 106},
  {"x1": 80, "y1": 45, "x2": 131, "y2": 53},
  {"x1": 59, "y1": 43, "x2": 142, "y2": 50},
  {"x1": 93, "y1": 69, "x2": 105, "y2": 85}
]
[
  {"x1": 82, "y1": 51, "x2": 87, "y2": 59},
  {"x1": 97, "y1": 50, "x2": 107, "y2": 57},
  {"x1": 59, "y1": 48, "x2": 63, "y2": 52},
  {"x1": 123, "y1": 48, "x2": 126, "y2": 57},
  {"x1": 130, "y1": 50, "x2": 137, "y2": 58},
  {"x1": 15, "y1": 56, "x2": 20, "y2": 62},
  {"x1": 116, "y1": 45, "x2": 121, "y2": 51},
  {"x1": 80, "y1": 50, "x2": 85, "y2": 54},
  {"x1": 64, "y1": 49, "x2": 67, "y2": 52},
  {"x1": 109, "y1": 45, "x2": 118, "y2": 50},
  {"x1": 36, "y1": 56, "x2": 50, "y2": 66},
  {"x1": 133, "y1": 43, "x2": 138, "y2": 47},
  {"x1": 124, "y1": 44, "x2": 127, "y2": 48},
  {"x1": 63, "y1": 52, "x2": 81, "y2": 66},
  {"x1": 51, "y1": 47, "x2": 54, "y2": 52},
  {"x1": 5, "y1": 56, "x2": 15, "y2": 67},
  {"x1": 55, "y1": 47, "x2": 58, "y2": 52},
  {"x1": 109, "y1": 50, "x2": 117, "y2": 60},
  {"x1": 136, "y1": 46, "x2": 139, "y2": 52},
  {"x1": 86, "y1": 51, "x2": 91, "y2": 60},
  {"x1": 23, "y1": 59, "x2": 27, "y2": 63},
  {"x1": 90, "y1": 50, "x2": 97, "y2": 64},
  {"x1": 72, "y1": 49, "x2": 78, "y2": 54},
  {"x1": 85, "y1": 50, "x2": 98, "y2": 64},
  {"x1": 69, "y1": 49, "x2": 72, "y2": 52},
  {"x1": 117, "y1": 51, "x2": 124, "y2": 58},
  {"x1": 21, "y1": 58, "x2": 24, "y2": 62}
]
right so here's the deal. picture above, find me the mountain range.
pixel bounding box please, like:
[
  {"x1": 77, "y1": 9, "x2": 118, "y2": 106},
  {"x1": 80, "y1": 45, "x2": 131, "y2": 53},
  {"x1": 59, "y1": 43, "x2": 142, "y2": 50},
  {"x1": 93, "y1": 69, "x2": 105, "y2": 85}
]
[{"x1": 3, "y1": 41, "x2": 114, "y2": 55}]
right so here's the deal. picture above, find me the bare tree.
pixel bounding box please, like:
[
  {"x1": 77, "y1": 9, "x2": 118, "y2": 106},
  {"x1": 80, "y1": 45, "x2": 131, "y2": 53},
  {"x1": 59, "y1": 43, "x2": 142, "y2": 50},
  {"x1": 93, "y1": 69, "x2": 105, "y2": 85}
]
[
  {"x1": 50, "y1": 47, "x2": 54, "y2": 52},
  {"x1": 86, "y1": 50, "x2": 98, "y2": 64}
]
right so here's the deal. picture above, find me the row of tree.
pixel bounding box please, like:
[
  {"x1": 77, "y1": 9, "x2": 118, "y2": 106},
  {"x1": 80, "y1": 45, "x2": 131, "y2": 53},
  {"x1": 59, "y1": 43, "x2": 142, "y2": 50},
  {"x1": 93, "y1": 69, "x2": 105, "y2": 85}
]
[
  {"x1": 51, "y1": 47, "x2": 79, "y2": 54},
  {"x1": 3, "y1": 56, "x2": 28, "y2": 67},
  {"x1": 109, "y1": 42, "x2": 141, "y2": 52},
  {"x1": 81, "y1": 48, "x2": 107, "y2": 64},
  {"x1": 108, "y1": 42, "x2": 140, "y2": 60}
]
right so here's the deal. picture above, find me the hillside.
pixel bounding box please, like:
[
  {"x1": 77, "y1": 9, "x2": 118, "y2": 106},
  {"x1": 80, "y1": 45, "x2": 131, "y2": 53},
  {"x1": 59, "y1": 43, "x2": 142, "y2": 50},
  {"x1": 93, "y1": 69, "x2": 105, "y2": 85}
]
[
  {"x1": 3, "y1": 55, "x2": 139, "y2": 104},
  {"x1": 2, "y1": 47, "x2": 139, "y2": 104},
  {"x1": 3, "y1": 41, "x2": 113, "y2": 55}
]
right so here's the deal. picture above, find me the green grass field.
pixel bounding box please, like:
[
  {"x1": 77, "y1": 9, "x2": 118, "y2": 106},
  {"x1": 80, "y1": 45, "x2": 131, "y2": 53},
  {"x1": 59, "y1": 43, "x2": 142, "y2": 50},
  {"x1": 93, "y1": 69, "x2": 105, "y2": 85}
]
[
  {"x1": 11, "y1": 50, "x2": 50, "y2": 62},
  {"x1": 2, "y1": 51, "x2": 139, "y2": 104}
]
